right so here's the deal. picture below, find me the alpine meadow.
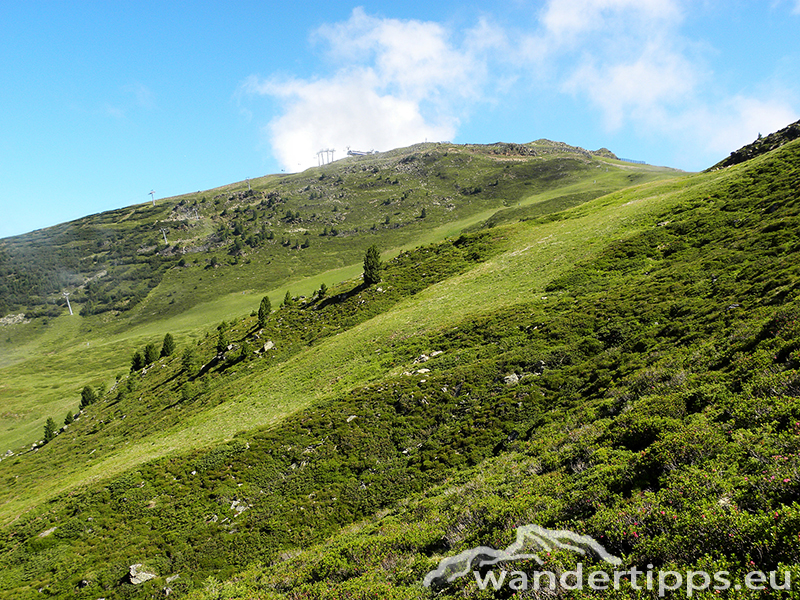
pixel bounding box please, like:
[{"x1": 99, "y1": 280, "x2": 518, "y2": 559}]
[{"x1": 1, "y1": 125, "x2": 800, "y2": 598}]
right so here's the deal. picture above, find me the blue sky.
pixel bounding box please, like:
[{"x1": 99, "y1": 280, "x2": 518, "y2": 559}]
[{"x1": 1, "y1": 1, "x2": 799, "y2": 239}]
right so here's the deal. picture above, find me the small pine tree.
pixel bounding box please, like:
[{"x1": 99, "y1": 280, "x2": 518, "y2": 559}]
[
  {"x1": 363, "y1": 244, "x2": 382, "y2": 285},
  {"x1": 283, "y1": 291, "x2": 293, "y2": 307},
  {"x1": 80, "y1": 385, "x2": 97, "y2": 409},
  {"x1": 420, "y1": 207, "x2": 427, "y2": 218},
  {"x1": 318, "y1": 283, "x2": 328, "y2": 298},
  {"x1": 131, "y1": 350, "x2": 145, "y2": 371},
  {"x1": 43, "y1": 417, "x2": 57, "y2": 444},
  {"x1": 161, "y1": 333, "x2": 175, "y2": 357},
  {"x1": 258, "y1": 296, "x2": 272, "y2": 328},
  {"x1": 182, "y1": 347, "x2": 200, "y2": 375},
  {"x1": 64, "y1": 411, "x2": 74, "y2": 426},
  {"x1": 216, "y1": 330, "x2": 228, "y2": 354},
  {"x1": 238, "y1": 339, "x2": 252, "y2": 363},
  {"x1": 144, "y1": 342, "x2": 159, "y2": 365}
]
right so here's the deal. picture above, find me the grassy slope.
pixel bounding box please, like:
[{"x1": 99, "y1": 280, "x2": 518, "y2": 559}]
[
  {"x1": 6, "y1": 138, "x2": 798, "y2": 600},
  {"x1": 172, "y1": 139, "x2": 800, "y2": 600},
  {"x1": 0, "y1": 171, "x2": 697, "y2": 524},
  {"x1": 0, "y1": 163, "x2": 755, "y2": 598},
  {"x1": 0, "y1": 145, "x2": 677, "y2": 453}
]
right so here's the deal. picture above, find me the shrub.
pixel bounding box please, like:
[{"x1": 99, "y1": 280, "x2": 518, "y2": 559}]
[{"x1": 182, "y1": 347, "x2": 200, "y2": 375}]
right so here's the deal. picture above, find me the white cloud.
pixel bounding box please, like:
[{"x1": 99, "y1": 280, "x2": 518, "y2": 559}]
[
  {"x1": 564, "y1": 40, "x2": 698, "y2": 130},
  {"x1": 244, "y1": 71, "x2": 455, "y2": 171},
  {"x1": 245, "y1": 8, "x2": 495, "y2": 172},
  {"x1": 243, "y1": 3, "x2": 797, "y2": 173},
  {"x1": 537, "y1": 0, "x2": 693, "y2": 131},
  {"x1": 536, "y1": 0, "x2": 799, "y2": 166},
  {"x1": 540, "y1": 0, "x2": 682, "y2": 45},
  {"x1": 127, "y1": 83, "x2": 155, "y2": 109}
]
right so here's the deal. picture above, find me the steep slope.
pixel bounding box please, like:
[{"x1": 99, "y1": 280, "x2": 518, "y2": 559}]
[
  {"x1": 188, "y1": 137, "x2": 800, "y2": 600},
  {"x1": 0, "y1": 141, "x2": 679, "y2": 452},
  {"x1": 4, "y1": 132, "x2": 800, "y2": 599},
  {"x1": 0, "y1": 137, "x2": 797, "y2": 599}
]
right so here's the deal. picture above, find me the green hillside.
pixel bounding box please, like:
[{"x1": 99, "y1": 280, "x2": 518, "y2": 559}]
[
  {"x1": 2, "y1": 131, "x2": 800, "y2": 599},
  {"x1": 0, "y1": 140, "x2": 676, "y2": 452}
]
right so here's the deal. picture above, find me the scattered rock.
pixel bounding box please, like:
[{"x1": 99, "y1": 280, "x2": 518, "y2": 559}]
[
  {"x1": 0, "y1": 313, "x2": 30, "y2": 326},
  {"x1": 504, "y1": 373, "x2": 520, "y2": 386},
  {"x1": 128, "y1": 564, "x2": 157, "y2": 585},
  {"x1": 346, "y1": 415, "x2": 357, "y2": 423},
  {"x1": 263, "y1": 340, "x2": 275, "y2": 352},
  {"x1": 230, "y1": 500, "x2": 249, "y2": 515},
  {"x1": 416, "y1": 368, "x2": 431, "y2": 374},
  {"x1": 38, "y1": 527, "x2": 57, "y2": 538},
  {"x1": 413, "y1": 354, "x2": 430, "y2": 363}
]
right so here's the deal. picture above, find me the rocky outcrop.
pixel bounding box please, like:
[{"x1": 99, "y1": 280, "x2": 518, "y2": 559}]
[{"x1": 128, "y1": 564, "x2": 157, "y2": 585}]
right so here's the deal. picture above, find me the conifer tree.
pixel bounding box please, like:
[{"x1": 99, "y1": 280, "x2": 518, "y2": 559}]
[
  {"x1": 131, "y1": 350, "x2": 145, "y2": 371},
  {"x1": 238, "y1": 339, "x2": 252, "y2": 362},
  {"x1": 143, "y1": 342, "x2": 159, "y2": 365},
  {"x1": 160, "y1": 333, "x2": 175, "y2": 357},
  {"x1": 182, "y1": 347, "x2": 200, "y2": 375},
  {"x1": 216, "y1": 330, "x2": 228, "y2": 354},
  {"x1": 43, "y1": 417, "x2": 57, "y2": 444},
  {"x1": 363, "y1": 244, "x2": 382, "y2": 285},
  {"x1": 258, "y1": 296, "x2": 271, "y2": 328},
  {"x1": 80, "y1": 385, "x2": 97, "y2": 409}
]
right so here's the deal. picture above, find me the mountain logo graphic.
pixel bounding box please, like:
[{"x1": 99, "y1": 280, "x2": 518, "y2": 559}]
[{"x1": 422, "y1": 524, "x2": 622, "y2": 587}]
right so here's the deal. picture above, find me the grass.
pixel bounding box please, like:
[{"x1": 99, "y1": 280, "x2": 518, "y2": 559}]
[
  {"x1": 0, "y1": 150, "x2": 684, "y2": 454},
  {"x1": 0, "y1": 168, "x2": 702, "y2": 526},
  {"x1": 0, "y1": 138, "x2": 798, "y2": 598}
]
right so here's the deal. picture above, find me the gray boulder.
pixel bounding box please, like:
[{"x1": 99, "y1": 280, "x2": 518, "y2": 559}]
[{"x1": 129, "y1": 564, "x2": 157, "y2": 585}]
